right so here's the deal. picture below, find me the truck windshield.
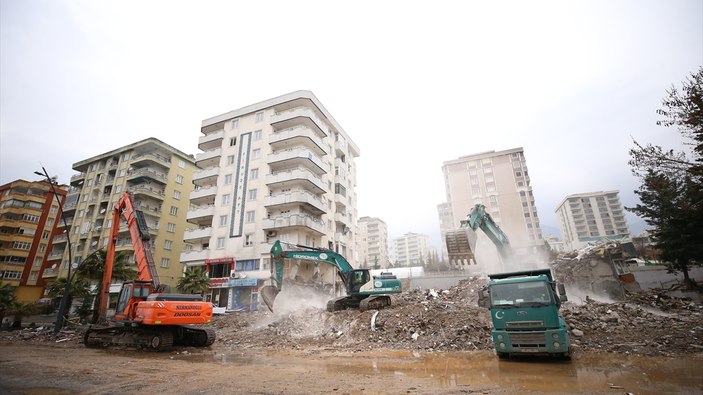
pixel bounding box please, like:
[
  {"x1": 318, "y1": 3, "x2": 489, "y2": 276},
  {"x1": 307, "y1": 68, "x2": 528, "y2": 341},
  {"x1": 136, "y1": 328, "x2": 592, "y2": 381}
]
[{"x1": 490, "y1": 281, "x2": 552, "y2": 307}]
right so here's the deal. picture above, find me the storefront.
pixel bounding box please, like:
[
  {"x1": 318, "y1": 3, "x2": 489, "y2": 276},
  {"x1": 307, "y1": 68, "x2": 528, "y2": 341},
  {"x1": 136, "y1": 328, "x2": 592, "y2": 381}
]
[{"x1": 208, "y1": 277, "x2": 259, "y2": 311}]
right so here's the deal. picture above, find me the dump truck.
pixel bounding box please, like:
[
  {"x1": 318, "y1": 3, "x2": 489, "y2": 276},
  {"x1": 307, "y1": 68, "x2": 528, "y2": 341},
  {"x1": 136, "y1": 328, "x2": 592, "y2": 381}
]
[{"x1": 487, "y1": 269, "x2": 571, "y2": 359}]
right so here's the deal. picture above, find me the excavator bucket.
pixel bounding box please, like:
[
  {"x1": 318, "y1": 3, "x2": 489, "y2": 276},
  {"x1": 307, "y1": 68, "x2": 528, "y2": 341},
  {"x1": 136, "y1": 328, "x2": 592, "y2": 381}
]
[
  {"x1": 260, "y1": 285, "x2": 279, "y2": 312},
  {"x1": 445, "y1": 228, "x2": 478, "y2": 267}
]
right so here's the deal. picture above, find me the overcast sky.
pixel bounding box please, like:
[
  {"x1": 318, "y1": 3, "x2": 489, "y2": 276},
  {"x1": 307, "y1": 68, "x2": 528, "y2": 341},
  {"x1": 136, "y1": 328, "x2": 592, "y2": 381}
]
[{"x1": 1, "y1": 0, "x2": 702, "y2": 249}]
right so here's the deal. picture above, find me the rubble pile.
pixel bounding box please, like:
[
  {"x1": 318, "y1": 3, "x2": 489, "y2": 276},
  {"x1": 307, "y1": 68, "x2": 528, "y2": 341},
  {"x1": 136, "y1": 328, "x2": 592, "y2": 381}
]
[{"x1": 2, "y1": 275, "x2": 701, "y2": 357}]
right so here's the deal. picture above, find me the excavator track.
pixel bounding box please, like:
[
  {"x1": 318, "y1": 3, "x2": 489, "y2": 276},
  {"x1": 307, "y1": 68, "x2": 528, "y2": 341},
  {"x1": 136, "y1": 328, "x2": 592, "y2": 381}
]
[
  {"x1": 84, "y1": 324, "x2": 214, "y2": 351},
  {"x1": 359, "y1": 295, "x2": 391, "y2": 312}
]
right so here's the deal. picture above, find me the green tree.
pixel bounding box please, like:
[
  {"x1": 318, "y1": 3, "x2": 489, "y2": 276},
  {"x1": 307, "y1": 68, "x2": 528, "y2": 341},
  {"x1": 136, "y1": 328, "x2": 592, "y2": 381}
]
[
  {"x1": 8, "y1": 300, "x2": 38, "y2": 330},
  {"x1": 627, "y1": 67, "x2": 703, "y2": 289},
  {"x1": 77, "y1": 249, "x2": 137, "y2": 323},
  {"x1": 46, "y1": 276, "x2": 92, "y2": 320},
  {"x1": 177, "y1": 267, "x2": 211, "y2": 295},
  {"x1": 0, "y1": 283, "x2": 15, "y2": 327}
]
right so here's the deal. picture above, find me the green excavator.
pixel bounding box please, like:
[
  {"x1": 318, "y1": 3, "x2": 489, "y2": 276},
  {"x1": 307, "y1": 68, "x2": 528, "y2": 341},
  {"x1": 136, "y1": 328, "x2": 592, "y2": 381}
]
[{"x1": 260, "y1": 240, "x2": 402, "y2": 312}]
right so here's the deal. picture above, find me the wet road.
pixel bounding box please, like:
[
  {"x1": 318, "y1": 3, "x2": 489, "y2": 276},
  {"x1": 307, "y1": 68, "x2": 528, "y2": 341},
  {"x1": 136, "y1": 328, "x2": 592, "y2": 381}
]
[
  {"x1": 1, "y1": 344, "x2": 701, "y2": 394},
  {"x1": 208, "y1": 349, "x2": 702, "y2": 394}
]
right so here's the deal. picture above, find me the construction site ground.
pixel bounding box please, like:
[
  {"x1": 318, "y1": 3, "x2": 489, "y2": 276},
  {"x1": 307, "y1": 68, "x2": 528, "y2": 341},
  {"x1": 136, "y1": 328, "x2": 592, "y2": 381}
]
[{"x1": 1, "y1": 276, "x2": 702, "y2": 394}]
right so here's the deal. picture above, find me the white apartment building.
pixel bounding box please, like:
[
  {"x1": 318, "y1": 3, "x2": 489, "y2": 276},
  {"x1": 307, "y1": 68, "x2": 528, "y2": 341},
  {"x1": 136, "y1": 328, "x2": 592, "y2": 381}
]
[
  {"x1": 439, "y1": 147, "x2": 546, "y2": 266},
  {"x1": 357, "y1": 216, "x2": 389, "y2": 269},
  {"x1": 555, "y1": 190, "x2": 630, "y2": 251},
  {"x1": 181, "y1": 91, "x2": 360, "y2": 311},
  {"x1": 436, "y1": 202, "x2": 454, "y2": 261},
  {"x1": 392, "y1": 232, "x2": 432, "y2": 267}
]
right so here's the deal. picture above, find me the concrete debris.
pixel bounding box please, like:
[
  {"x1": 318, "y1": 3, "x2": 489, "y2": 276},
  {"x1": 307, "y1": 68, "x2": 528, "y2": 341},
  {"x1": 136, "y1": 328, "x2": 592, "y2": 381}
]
[{"x1": 1, "y1": 275, "x2": 700, "y2": 357}]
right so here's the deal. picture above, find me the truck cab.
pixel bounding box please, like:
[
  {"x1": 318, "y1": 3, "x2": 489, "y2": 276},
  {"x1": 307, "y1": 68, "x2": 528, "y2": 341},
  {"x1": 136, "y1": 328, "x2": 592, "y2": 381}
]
[{"x1": 488, "y1": 269, "x2": 571, "y2": 359}]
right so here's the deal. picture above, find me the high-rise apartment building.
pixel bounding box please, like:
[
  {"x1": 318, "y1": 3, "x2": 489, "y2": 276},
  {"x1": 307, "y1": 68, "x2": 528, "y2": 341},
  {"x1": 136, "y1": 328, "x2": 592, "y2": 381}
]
[
  {"x1": 555, "y1": 190, "x2": 630, "y2": 251},
  {"x1": 440, "y1": 147, "x2": 545, "y2": 265},
  {"x1": 358, "y1": 216, "x2": 389, "y2": 269},
  {"x1": 392, "y1": 232, "x2": 432, "y2": 267},
  {"x1": 181, "y1": 90, "x2": 359, "y2": 311},
  {"x1": 65, "y1": 138, "x2": 197, "y2": 290},
  {"x1": 0, "y1": 179, "x2": 66, "y2": 302}
]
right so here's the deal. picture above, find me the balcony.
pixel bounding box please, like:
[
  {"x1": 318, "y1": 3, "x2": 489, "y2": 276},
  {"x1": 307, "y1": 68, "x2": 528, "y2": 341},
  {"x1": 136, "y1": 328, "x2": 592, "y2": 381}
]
[
  {"x1": 334, "y1": 212, "x2": 350, "y2": 225},
  {"x1": 189, "y1": 186, "x2": 217, "y2": 206},
  {"x1": 335, "y1": 137, "x2": 347, "y2": 156},
  {"x1": 266, "y1": 167, "x2": 325, "y2": 194},
  {"x1": 70, "y1": 173, "x2": 85, "y2": 187},
  {"x1": 262, "y1": 214, "x2": 326, "y2": 235},
  {"x1": 181, "y1": 249, "x2": 210, "y2": 264},
  {"x1": 129, "y1": 185, "x2": 165, "y2": 201},
  {"x1": 271, "y1": 107, "x2": 328, "y2": 138},
  {"x1": 198, "y1": 129, "x2": 224, "y2": 151},
  {"x1": 195, "y1": 147, "x2": 222, "y2": 169},
  {"x1": 52, "y1": 234, "x2": 68, "y2": 244},
  {"x1": 131, "y1": 152, "x2": 171, "y2": 168},
  {"x1": 269, "y1": 126, "x2": 327, "y2": 156},
  {"x1": 48, "y1": 250, "x2": 65, "y2": 260},
  {"x1": 126, "y1": 168, "x2": 167, "y2": 184},
  {"x1": 186, "y1": 204, "x2": 215, "y2": 226},
  {"x1": 265, "y1": 190, "x2": 326, "y2": 214},
  {"x1": 42, "y1": 268, "x2": 59, "y2": 278},
  {"x1": 268, "y1": 148, "x2": 327, "y2": 176},
  {"x1": 193, "y1": 166, "x2": 219, "y2": 188},
  {"x1": 183, "y1": 226, "x2": 213, "y2": 243}
]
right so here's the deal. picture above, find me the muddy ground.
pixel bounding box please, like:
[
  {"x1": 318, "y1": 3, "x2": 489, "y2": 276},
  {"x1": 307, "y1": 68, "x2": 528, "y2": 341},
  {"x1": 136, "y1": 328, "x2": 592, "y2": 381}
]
[{"x1": 1, "y1": 276, "x2": 702, "y2": 394}]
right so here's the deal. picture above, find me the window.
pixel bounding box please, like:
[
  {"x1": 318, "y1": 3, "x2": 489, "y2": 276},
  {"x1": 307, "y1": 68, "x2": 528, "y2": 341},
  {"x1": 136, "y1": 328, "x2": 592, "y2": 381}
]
[
  {"x1": 42, "y1": 230, "x2": 50, "y2": 239},
  {"x1": 253, "y1": 130, "x2": 262, "y2": 141},
  {"x1": 78, "y1": 210, "x2": 84, "y2": 218},
  {"x1": 245, "y1": 210, "x2": 255, "y2": 223},
  {"x1": 173, "y1": 190, "x2": 181, "y2": 200},
  {"x1": 163, "y1": 240, "x2": 173, "y2": 250},
  {"x1": 38, "y1": 244, "x2": 46, "y2": 253},
  {"x1": 216, "y1": 237, "x2": 225, "y2": 249},
  {"x1": 176, "y1": 174, "x2": 184, "y2": 184},
  {"x1": 231, "y1": 118, "x2": 239, "y2": 129},
  {"x1": 236, "y1": 259, "x2": 259, "y2": 271},
  {"x1": 227, "y1": 155, "x2": 235, "y2": 165},
  {"x1": 250, "y1": 168, "x2": 258, "y2": 179},
  {"x1": 255, "y1": 111, "x2": 264, "y2": 122},
  {"x1": 245, "y1": 234, "x2": 253, "y2": 246},
  {"x1": 167, "y1": 223, "x2": 176, "y2": 233},
  {"x1": 118, "y1": 168, "x2": 126, "y2": 177},
  {"x1": 222, "y1": 194, "x2": 231, "y2": 205},
  {"x1": 115, "y1": 185, "x2": 122, "y2": 194},
  {"x1": 219, "y1": 215, "x2": 228, "y2": 226},
  {"x1": 252, "y1": 149, "x2": 261, "y2": 160},
  {"x1": 178, "y1": 159, "x2": 185, "y2": 169},
  {"x1": 170, "y1": 206, "x2": 178, "y2": 215},
  {"x1": 230, "y1": 137, "x2": 237, "y2": 147},
  {"x1": 224, "y1": 174, "x2": 232, "y2": 185},
  {"x1": 249, "y1": 189, "x2": 257, "y2": 201},
  {"x1": 160, "y1": 258, "x2": 170, "y2": 268}
]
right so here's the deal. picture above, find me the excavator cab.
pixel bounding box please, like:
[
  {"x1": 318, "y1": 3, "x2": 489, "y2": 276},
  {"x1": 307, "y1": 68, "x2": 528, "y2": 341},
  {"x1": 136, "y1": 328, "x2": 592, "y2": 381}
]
[
  {"x1": 348, "y1": 269, "x2": 370, "y2": 293},
  {"x1": 114, "y1": 280, "x2": 153, "y2": 321}
]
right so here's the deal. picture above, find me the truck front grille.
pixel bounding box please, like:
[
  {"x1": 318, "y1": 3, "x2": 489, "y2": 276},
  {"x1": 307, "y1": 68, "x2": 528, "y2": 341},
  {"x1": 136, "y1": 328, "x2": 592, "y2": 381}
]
[
  {"x1": 509, "y1": 332, "x2": 546, "y2": 346},
  {"x1": 506, "y1": 321, "x2": 544, "y2": 328}
]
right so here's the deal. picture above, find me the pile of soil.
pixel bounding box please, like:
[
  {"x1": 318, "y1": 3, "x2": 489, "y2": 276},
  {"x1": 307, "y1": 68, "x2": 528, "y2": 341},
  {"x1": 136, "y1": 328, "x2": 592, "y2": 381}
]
[{"x1": 2, "y1": 276, "x2": 702, "y2": 357}]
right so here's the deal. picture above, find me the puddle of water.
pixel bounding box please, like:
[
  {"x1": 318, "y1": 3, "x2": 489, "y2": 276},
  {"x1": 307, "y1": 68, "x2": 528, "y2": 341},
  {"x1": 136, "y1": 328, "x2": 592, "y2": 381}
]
[{"x1": 206, "y1": 349, "x2": 703, "y2": 394}]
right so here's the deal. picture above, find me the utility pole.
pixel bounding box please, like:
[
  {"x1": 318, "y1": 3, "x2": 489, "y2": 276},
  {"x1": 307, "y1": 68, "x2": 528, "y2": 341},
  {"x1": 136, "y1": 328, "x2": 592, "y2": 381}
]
[{"x1": 34, "y1": 167, "x2": 74, "y2": 335}]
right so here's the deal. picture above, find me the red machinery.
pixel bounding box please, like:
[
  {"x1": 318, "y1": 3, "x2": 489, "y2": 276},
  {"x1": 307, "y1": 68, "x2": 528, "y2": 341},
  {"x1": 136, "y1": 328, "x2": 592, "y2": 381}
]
[{"x1": 84, "y1": 192, "x2": 215, "y2": 350}]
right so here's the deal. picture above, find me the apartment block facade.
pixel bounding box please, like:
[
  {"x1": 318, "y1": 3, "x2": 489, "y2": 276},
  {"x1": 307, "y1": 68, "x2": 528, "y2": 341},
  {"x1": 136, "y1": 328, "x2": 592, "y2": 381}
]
[
  {"x1": 392, "y1": 232, "x2": 432, "y2": 267},
  {"x1": 357, "y1": 216, "x2": 389, "y2": 269},
  {"x1": 555, "y1": 190, "x2": 630, "y2": 251},
  {"x1": 181, "y1": 90, "x2": 360, "y2": 311},
  {"x1": 0, "y1": 179, "x2": 66, "y2": 302},
  {"x1": 439, "y1": 147, "x2": 545, "y2": 265},
  {"x1": 65, "y1": 138, "x2": 198, "y2": 290}
]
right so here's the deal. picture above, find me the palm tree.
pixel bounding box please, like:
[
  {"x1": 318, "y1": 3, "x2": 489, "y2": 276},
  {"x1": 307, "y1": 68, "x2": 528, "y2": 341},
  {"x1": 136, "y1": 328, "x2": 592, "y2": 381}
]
[
  {"x1": 46, "y1": 276, "x2": 92, "y2": 323},
  {"x1": 77, "y1": 249, "x2": 137, "y2": 323},
  {"x1": 8, "y1": 300, "x2": 38, "y2": 330},
  {"x1": 177, "y1": 267, "x2": 211, "y2": 296}
]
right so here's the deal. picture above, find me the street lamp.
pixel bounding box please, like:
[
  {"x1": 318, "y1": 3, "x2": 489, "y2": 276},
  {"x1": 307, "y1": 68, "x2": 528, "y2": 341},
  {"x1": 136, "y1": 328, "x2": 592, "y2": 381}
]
[{"x1": 34, "y1": 167, "x2": 74, "y2": 335}]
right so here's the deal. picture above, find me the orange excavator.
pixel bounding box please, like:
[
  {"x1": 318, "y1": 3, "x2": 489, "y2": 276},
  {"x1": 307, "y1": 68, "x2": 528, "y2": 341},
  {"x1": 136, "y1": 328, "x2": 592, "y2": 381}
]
[{"x1": 83, "y1": 192, "x2": 215, "y2": 350}]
